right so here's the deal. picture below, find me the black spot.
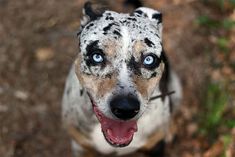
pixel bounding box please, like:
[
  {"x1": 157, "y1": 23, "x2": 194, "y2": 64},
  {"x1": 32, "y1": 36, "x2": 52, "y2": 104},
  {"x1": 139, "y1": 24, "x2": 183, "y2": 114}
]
[
  {"x1": 103, "y1": 22, "x2": 120, "y2": 35},
  {"x1": 132, "y1": 23, "x2": 137, "y2": 28},
  {"x1": 127, "y1": 17, "x2": 137, "y2": 21},
  {"x1": 128, "y1": 56, "x2": 141, "y2": 76},
  {"x1": 119, "y1": 85, "x2": 125, "y2": 89},
  {"x1": 150, "y1": 72, "x2": 157, "y2": 78},
  {"x1": 120, "y1": 20, "x2": 127, "y2": 24},
  {"x1": 80, "y1": 89, "x2": 84, "y2": 96},
  {"x1": 85, "y1": 23, "x2": 94, "y2": 29},
  {"x1": 134, "y1": 10, "x2": 143, "y2": 16},
  {"x1": 105, "y1": 16, "x2": 114, "y2": 20},
  {"x1": 134, "y1": 10, "x2": 148, "y2": 18},
  {"x1": 121, "y1": 19, "x2": 131, "y2": 25},
  {"x1": 103, "y1": 23, "x2": 114, "y2": 32},
  {"x1": 152, "y1": 13, "x2": 162, "y2": 24},
  {"x1": 143, "y1": 13, "x2": 148, "y2": 18},
  {"x1": 144, "y1": 38, "x2": 155, "y2": 47},
  {"x1": 113, "y1": 30, "x2": 122, "y2": 37}
]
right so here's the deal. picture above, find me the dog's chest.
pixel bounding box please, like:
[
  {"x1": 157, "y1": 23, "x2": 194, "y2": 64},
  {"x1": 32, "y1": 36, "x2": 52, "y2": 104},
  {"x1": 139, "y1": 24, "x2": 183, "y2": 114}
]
[{"x1": 89, "y1": 97, "x2": 170, "y2": 155}]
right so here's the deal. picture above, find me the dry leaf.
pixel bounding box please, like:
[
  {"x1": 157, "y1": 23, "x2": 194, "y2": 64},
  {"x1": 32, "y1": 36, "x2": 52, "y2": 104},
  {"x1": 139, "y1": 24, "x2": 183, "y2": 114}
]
[
  {"x1": 35, "y1": 48, "x2": 54, "y2": 61},
  {"x1": 203, "y1": 140, "x2": 224, "y2": 157}
]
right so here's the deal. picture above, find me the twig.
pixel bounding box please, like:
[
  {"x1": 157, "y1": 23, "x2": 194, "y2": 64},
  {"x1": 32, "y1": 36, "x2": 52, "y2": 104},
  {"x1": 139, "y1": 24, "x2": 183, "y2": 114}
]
[{"x1": 149, "y1": 91, "x2": 175, "y2": 101}]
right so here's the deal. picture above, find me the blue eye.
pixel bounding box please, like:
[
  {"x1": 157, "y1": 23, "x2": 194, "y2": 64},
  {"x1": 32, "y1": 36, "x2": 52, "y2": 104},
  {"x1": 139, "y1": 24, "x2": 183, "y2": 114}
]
[
  {"x1": 142, "y1": 54, "x2": 159, "y2": 69},
  {"x1": 143, "y1": 55, "x2": 154, "y2": 65},
  {"x1": 89, "y1": 51, "x2": 105, "y2": 65},
  {"x1": 92, "y1": 53, "x2": 104, "y2": 63}
]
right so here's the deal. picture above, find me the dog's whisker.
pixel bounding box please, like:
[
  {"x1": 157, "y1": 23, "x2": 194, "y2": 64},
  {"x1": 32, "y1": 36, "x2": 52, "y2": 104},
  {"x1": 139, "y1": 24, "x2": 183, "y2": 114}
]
[{"x1": 149, "y1": 91, "x2": 175, "y2": 101}]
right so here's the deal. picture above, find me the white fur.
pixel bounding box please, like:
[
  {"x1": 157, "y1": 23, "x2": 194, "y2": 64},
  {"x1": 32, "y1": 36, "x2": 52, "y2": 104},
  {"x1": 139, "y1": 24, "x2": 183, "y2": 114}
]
[
  {"x1": 118, "y1": 26, "x2": 132, "y2": 88},
  {"x1": 62, "y1": 6, "x2": 182, "y2": 157},
  {"x1": 121, "y1": 26, "x2": 130, "y2": 56},
  {"x1": 119, "y1": 63, "x2": 131, "y2": 87}
]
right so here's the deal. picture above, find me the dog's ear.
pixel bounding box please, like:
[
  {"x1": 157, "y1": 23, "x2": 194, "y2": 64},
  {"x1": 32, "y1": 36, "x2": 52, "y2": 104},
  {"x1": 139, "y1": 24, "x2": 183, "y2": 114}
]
[
  {"x1": 80, "y1": 2, "x2": 106, "y2": 28},
  {"x1": 133, "y1": 7, "x2": 163, "y2": 39}
]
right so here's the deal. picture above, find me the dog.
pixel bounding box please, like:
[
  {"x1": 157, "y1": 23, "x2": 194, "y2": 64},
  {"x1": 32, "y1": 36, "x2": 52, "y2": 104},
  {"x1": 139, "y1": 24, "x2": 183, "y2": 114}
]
[{"x1": 62, "y1": 2, "x2": 182, "y2": 157}]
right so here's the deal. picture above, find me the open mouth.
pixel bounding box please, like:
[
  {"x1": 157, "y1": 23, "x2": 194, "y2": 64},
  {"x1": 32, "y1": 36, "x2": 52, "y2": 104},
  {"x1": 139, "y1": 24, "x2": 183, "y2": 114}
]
[{"x1": 92, "y1": 102, "x2": 137, "y2": 147}]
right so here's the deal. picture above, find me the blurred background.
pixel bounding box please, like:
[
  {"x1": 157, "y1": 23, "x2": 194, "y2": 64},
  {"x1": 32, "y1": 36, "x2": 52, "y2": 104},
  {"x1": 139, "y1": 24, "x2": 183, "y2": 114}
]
[{"x1": 0, "y1": 0, "x2": 234, "y2": 157}]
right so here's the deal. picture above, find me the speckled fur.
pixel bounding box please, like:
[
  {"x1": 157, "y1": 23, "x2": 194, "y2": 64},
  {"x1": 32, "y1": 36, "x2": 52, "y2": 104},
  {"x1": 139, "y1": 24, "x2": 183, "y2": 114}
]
[{"x1": 62, "y1": 4, "x2": 182, "y2": 156}]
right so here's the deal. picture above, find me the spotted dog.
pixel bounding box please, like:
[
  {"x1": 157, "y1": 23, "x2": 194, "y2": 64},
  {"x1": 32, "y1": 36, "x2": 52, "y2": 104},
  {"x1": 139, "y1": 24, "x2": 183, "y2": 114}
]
[{"x1": 62, "y1": 2, "x2": 182, "y2": 157}]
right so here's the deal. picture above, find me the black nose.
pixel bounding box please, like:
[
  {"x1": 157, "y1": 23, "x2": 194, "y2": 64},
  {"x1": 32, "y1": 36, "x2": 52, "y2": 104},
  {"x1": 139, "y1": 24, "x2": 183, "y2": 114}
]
[{"x1": 110, "y1": 96, "x2": 140, "y2": 120}]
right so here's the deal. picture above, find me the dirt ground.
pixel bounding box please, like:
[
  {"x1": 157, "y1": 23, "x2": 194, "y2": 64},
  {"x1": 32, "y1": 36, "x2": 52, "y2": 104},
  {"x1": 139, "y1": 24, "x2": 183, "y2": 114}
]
[{"x1": 0, "y1": 0, "x2": 234, "y2": 157}]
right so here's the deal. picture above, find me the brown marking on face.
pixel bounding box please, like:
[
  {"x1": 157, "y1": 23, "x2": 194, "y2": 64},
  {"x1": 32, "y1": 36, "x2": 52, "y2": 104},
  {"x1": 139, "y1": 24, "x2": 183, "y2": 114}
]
[
  {"x1": 75, "y1": 56, "x2": 117, "y2": 98},
  {"x1": 133, "y1": 40, "x2": 146, "y2": 59},
  {"x1": 133, "y1": 63, "x2": 164, "y2": 98},
  {"x1": 103, "y1": 39, "x2": 119, "y2": 57}
]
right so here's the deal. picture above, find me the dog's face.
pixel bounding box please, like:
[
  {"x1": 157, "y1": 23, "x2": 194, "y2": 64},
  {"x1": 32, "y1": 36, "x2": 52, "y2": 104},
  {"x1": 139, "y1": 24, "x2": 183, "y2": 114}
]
[{"x1": 75, "y1": 3, "x2": 166, "y2": 147}]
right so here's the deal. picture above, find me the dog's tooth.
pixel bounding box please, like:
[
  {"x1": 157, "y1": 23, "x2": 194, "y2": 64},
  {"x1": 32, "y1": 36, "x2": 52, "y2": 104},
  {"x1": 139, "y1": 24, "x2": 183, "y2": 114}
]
[{"x1": 107, "y1": 129, "x2": 112, "y2": 136}]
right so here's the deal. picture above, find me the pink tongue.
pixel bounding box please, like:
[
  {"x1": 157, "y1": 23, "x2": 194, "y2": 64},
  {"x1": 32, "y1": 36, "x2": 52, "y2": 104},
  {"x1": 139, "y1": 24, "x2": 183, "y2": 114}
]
[
  {"x1": 101, "y1": 115, "x2": 137, "y2": 144},
  {"x1": 93, "y1": 106, "x2": 137, "y2": 144}
]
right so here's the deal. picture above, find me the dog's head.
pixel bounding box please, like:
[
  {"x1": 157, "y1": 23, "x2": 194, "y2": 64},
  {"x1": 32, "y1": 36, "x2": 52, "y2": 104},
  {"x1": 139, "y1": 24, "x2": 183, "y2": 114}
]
[{"x1": 75, "y1": 2, "x2": 167, "y2": 147}]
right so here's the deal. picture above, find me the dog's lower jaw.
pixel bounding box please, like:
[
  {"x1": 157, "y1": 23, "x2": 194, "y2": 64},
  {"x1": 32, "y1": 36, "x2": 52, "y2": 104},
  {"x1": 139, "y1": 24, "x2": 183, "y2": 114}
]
[
  {"x1": 103, "y1": 131, "x2": 133, "y2": 147},
  {"x1": 91, "y1": 98, "x2": 138, "y2": 147}
]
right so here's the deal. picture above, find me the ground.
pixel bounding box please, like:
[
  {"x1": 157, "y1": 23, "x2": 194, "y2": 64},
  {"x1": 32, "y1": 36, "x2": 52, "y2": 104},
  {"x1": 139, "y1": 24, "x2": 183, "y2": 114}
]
[{"x1": 0, "y1": 0, "x2": 234, "y2": 157}]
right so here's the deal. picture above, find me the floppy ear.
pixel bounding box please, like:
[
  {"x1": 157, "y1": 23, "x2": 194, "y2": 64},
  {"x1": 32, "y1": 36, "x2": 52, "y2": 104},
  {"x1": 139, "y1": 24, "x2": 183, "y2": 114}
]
[
  {"x1": 133, "y1": 7, "x2": 163, "y2": 39},
  {"x1": 80, "y1": 2, "x2": 106, "y2": 28}
]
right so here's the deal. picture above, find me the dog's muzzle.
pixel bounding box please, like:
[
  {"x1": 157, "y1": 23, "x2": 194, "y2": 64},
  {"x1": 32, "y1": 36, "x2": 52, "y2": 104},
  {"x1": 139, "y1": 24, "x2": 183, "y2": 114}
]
[
  {"x1": 110, "y1": 96, "x2": 140, "y2": 120},
  {"x1": 90, "y1": 94, "x2": 140, "y2": 147}
]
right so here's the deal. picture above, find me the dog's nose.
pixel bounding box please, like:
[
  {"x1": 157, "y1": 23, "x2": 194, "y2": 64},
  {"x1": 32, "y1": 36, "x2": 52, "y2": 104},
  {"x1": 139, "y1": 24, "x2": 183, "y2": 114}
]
[{"x1": 110, "y1": 96, "x2": 140, "y2": 120}]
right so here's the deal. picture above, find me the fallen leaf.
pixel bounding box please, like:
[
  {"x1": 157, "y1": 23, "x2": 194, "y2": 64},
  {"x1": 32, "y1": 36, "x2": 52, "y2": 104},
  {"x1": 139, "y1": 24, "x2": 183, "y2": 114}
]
[
  {"x1": 222, "y1": 65, "x2": 233, "y2": 76},
  {"x1": 35, "y1": 48, "x2": 54, "y2": 61},
  {"x1": 203, "y1": 140, "x2": 224, "y2": 157},
  {"x1": 14, "y1": 90, "x2": 29, "y2": 101},
  {"x1": 187, "y1": 123, "x2": 198, "y2": 136}
]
